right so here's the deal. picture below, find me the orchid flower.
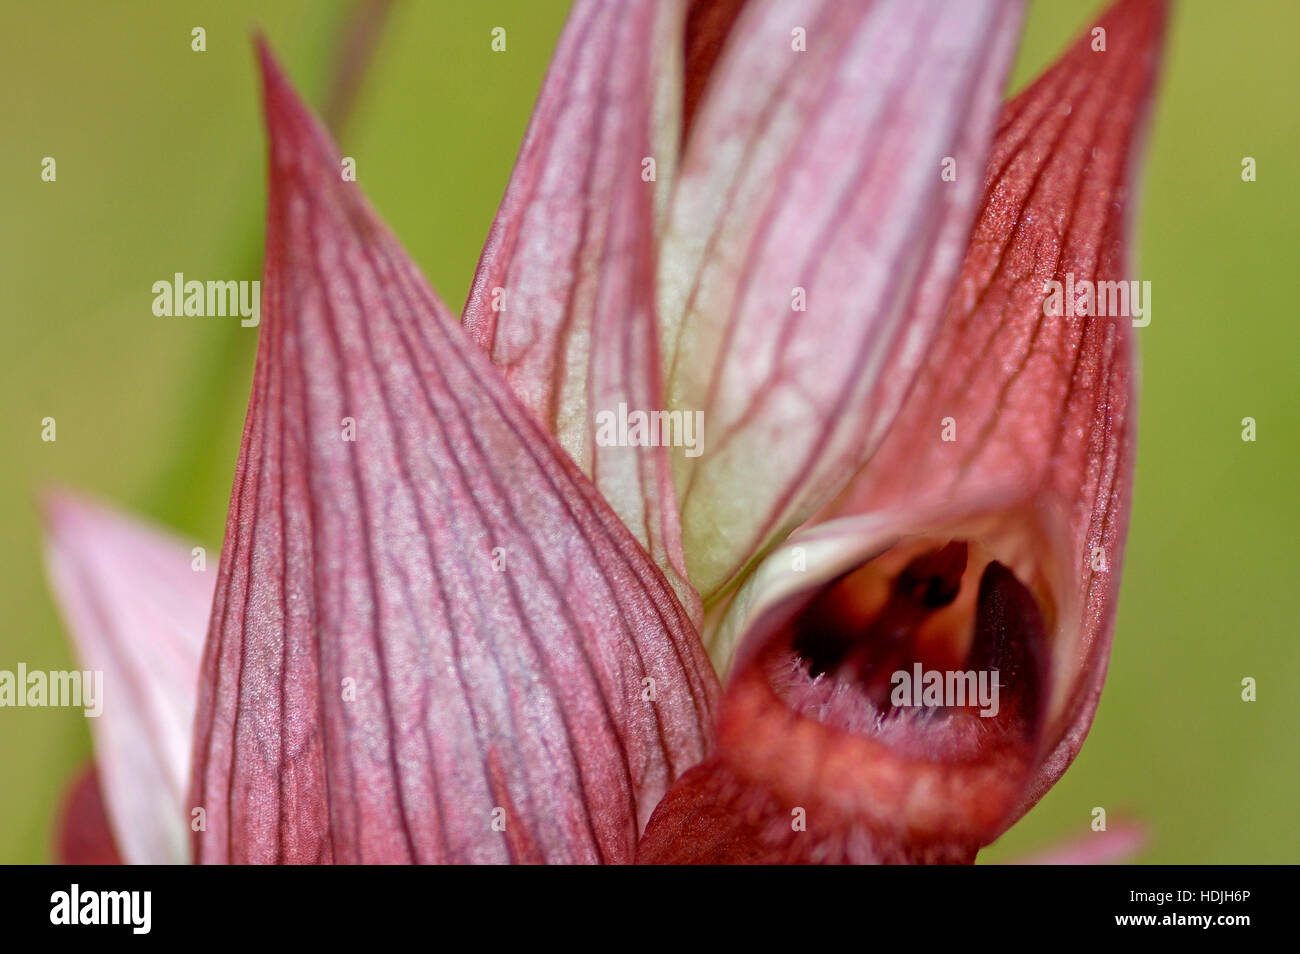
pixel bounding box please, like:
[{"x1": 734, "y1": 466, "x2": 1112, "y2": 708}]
[{"x1": 44, "y1": 0, "x2": 1166, "y2": 865}]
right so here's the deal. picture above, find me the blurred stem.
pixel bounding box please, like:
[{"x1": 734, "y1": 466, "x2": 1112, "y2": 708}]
[
  {"x1": 324, "y1": 0, "x2": 396, "y2": 136},
  {"x1": 149, "y1": 1, "x2": 396, "y2": 540}
]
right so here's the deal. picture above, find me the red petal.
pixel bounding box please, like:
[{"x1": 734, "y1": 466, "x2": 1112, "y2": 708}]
[
  {"x1": 54, "y1": 764, "x2": 124, "y2": 865},
  {"x1": 822, "y1": 0, "x2": 1167, "y2": 826},
  {"x1": 638, "y1": 757, "x2": 976, "y2": 864},
  {"x1": 189, "y1": 42, "x2": 718, "y2": 864},
  {"x1": 649, "y1": 0, "x2": 1167, "y2": 862},
  {"x1": 658, "y1": 0, "x2": 1026, "y2": 599},
  {"x1": 462, "y1": 0, "x2": 698, "y2": 623}
]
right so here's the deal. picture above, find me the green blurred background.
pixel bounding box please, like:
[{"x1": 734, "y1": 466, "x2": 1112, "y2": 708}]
[{"x1": 1, "y1": 1, "x2": 1295, "y2": 863}]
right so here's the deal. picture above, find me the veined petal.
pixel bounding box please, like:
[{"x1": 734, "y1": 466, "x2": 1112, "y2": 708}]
[
  {"x1": 646, "y1": 0, "x2": 1167, "y2": 863},
  {"x1": 816, "y1": 0, "x2": 1166, "y2": 828},
  {"x1": 189, "y1": 43, "x2": 718, "y2": 864},
  {"x1": 462, "y1": 0, "x2": 699, "y2": 622},
  {"x1": 42, "y1": 491, "x2": 210, "y2": 865},
  {"x1": 659, "y1": 0, "x2": 1025, "y2": 600}
]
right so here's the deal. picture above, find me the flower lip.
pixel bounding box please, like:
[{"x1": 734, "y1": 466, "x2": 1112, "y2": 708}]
[
  {"x1": 771, "y1": 539, "x2": 1051, "y2": 760},
  {"x1": 711, "y1": 503, "x2": 1081, "y2": 847}
]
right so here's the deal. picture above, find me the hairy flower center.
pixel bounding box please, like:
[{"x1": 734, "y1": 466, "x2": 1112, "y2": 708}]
[{"x1": 760, "y1": 538, "x2": 1051, "y2": 762}]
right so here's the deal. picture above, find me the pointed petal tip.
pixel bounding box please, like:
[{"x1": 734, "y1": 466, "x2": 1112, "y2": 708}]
[
  {"x1": 252, "y1": 35, "x2": 299, "y2": 135},
  {"x1": 38, "y1": 487, "x2": 197, "y2": 562},
  {"x1": 252, "y1": 35, "x2": 343, "y2": 178},
  {"x1": 196, "y1": 31, "x2": 719, "y2": 861},
  {"x1": 38, "y1": 484, "x2": 90, "y2": 530},
  {"x1": 253, "y1": 33, "x2": 291, "y2": 106},
  {"x1": 39, "y1": 487, "x2": 131, "y2": 556}
]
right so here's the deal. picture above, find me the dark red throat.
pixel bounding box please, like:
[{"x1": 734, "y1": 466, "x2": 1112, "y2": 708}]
[{"x1": 764, "y1": 539, "x2": 1051, "y2": 762}]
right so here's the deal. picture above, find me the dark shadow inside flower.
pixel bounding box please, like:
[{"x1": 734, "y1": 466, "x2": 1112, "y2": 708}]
[
  {"x1": 770, "y1": 539, "x2": 1050, "y2": 761},
  {"x1": 709, "y1": 511, "x2": 1079, "y2": 850}
]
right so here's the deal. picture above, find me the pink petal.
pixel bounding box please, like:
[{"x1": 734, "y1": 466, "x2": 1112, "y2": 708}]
[
  {"x1": 658, "y1": 0, "x2": 1025, "y2": 600},
  {"x1": 647, "y1": 0, "x2": 1167, "y2": 862},
  {"x1": 189, "y1": 42, "x2": 718, "y2": 864},
  {"x1": 42, "y1": 491, "x2": 211, "y2": 865},
  {"x1": 462, "y1": 0, "x2": 698, "y2": 623},
  {"x1": 1014, "y1": 820, "x2": 1146, "y2": 865}
]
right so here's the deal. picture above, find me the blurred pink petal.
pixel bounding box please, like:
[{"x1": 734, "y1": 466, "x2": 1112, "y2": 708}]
[
  {"x1": 42, "y1": 491, "x2": 210, "y2": 864},
  {"x1": 1014, "y1": 821, "x2": 1146, "y2": 866}
]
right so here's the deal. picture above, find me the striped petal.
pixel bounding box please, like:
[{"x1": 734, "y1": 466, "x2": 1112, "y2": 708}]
[
  {"x1": 659, "y1": 0, "x2": 1025, "y2": 600},
  {"x1": 189, "y1": 43, "x2": 718, "y2": 865},
  {"x1": 462, "y1": 0, "x2": 698, "y2": 622}
]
